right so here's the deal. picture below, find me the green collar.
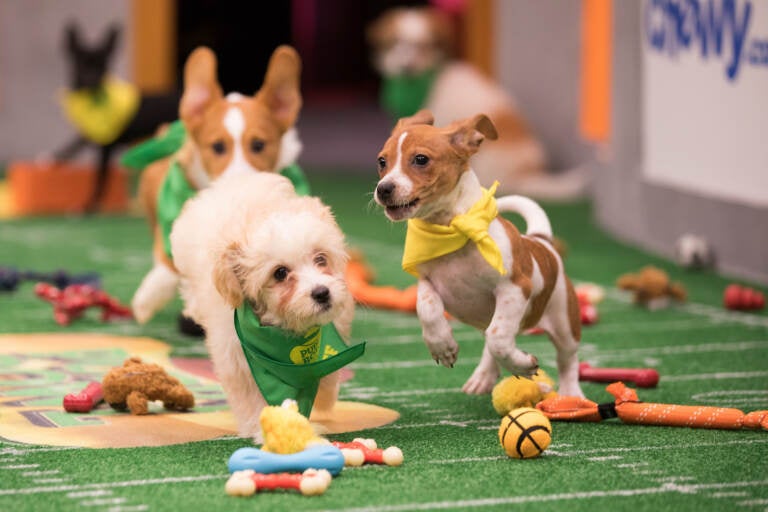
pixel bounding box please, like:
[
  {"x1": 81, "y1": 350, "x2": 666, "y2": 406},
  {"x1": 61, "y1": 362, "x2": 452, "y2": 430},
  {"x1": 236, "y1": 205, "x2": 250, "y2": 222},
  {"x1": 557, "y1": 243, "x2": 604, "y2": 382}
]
[
  {"x1": 234, "y1": 302, "x2": 365, "y2": 417},
  {"x1": 380, "y1": 68, "x2": 439, "y2": 119}
]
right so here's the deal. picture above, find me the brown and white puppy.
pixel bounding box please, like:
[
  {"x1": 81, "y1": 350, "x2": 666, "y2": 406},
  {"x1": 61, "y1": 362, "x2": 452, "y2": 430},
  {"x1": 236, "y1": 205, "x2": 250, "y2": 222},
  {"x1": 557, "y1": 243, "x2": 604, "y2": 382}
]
[
  {"x1": 171, "y1": 172, "x2": 353, "y2": 440},
  {"x1": 132, "y1": 45, "x2": 303, "y2": 324},
  {"x1": 368, "y1": 7, "x2": 588, "y2": 199},
  {"x1": 373, "y1": 110, "x2": 584, "y2": 397}
]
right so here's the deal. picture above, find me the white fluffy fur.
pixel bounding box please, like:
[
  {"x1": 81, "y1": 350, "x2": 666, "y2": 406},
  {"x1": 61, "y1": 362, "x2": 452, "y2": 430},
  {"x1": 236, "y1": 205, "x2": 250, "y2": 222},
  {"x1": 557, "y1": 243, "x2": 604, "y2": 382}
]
[{"x1": 170, "y1": 172, "x2": 353, "y2": 440}]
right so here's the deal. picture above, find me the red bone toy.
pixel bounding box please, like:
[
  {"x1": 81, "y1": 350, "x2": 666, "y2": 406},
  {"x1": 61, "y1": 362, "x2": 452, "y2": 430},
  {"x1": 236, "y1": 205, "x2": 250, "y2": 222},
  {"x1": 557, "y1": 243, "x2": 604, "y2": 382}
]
[
  {"x1": 63, "y1": 381, "x2": 104, "y2": 412},
  {"x1": 225, "y1": 469, "x2": 331, "y2": 497},
  {"x1": 35, "y1": 283, "x2": 133, "y2": 326},
  {"x1": 579, "y1": 362, "x2": 659, "y2": 388},
  {"x1": 723, "y1": 284, "x2": 765, "y2": 311},
  {"x1": 332, "y1": 438, "x2": 404, "y2": 466}
]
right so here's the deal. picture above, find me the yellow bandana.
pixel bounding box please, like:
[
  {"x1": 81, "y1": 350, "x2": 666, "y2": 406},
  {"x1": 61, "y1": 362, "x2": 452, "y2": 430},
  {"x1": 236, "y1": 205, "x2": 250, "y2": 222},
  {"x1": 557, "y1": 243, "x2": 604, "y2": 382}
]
[
  {"x1": 60, "y1": 77, "x2": 140, "y2": 145},
  {"x1": 402, "y1": 182, "x2": 506, "y2": 277}
]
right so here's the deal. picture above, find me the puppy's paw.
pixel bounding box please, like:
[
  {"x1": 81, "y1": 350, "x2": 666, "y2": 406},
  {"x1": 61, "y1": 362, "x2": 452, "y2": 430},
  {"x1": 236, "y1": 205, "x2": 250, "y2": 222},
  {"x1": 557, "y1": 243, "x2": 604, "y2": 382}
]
[
  {"x1": 424, "y1": 337, "x2": 459, "y2": 368},
  {"x1": 131, "y1": 299, "x2": 152, "y2": 325},
  {"x1": 461, "y1": 371, "x2": 497, "y2": 395}
]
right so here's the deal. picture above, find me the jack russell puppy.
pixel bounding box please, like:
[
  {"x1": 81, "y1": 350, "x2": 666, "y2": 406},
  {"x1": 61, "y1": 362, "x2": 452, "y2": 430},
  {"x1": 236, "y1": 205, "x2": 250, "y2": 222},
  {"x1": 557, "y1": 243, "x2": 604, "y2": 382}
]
[
  {"x1": 373, "y1": 110, "x2": 584, "y2": 398},
  {"x1": 132, "y1": 45, "x2": 304, "y2": 324}
]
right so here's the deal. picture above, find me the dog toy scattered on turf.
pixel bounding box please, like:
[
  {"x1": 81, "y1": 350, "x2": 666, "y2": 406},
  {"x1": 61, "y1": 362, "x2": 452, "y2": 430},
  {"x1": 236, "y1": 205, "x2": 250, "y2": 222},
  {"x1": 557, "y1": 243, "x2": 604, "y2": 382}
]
[
  {"x1": 345, "y1": 251, "x2": 418, "y2": 312},
  {"x1": 331, "y1": 438, "x2": 404, "y2": 466},
  {"x1": 228, "y1": 445, "x2": 346, "y2": 476},
  {"x1": 0, "y1": 267, "x2": 101, "y2": 292},
  {"x1": 225, "y1": 468, "x2": 332, "y2": 497},
  {"x1": 537, "y1": 381, "x2": 768, "y2": 430},
  {"x1": 723, "y1": 284, "x2": 765, "y2": 311},
  {"x1": 35, "y1": 283, "x2": 132, "y2": 326},
  {"x1": 616, "y1": 266, "x2": 686, "y2": 308},
  {"x1": 491, "y1": 370, "x2": 557, "y2": 416},
  {"x1": 102, "y1": 357, "x2": 195, "y2": 415},
  {"x1": 675, "y1": 233, "x2": 715, "y2": 270},
  {"x1": 578, "y1": 363, "x2": 659, "y2": 388},
  {"x1": 63, "y1": 381, "x2": 104, "y2": 412},
  {"x1": 260, "y1": 399, "x2": 328, "y2": 454},
  {"x1": 498, "y1": 407, "x2": 552, "y2": 459}
]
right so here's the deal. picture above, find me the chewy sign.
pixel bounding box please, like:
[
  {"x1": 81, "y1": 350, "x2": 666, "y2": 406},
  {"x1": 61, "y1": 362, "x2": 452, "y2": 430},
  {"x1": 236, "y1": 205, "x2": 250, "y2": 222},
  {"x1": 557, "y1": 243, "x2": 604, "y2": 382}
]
[{"x1": 642, "y1": 0, "x2": 768, "y2": 206}]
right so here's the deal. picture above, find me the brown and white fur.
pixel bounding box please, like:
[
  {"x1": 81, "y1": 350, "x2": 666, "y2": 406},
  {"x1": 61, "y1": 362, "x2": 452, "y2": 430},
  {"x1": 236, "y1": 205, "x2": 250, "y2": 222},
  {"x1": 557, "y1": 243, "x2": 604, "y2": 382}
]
[
  {"x1": 368, "y1": 7, "x2": 588, "y2": 200},
  {"x1": 132, "y1": 45, "x2": 304, "y2": 324},
  {"x1": 373, "y1": 110, "x2": 584, "y2": 398},
  {"x1": 170, "y1": 172, "x2": 353, "y2": 440}
]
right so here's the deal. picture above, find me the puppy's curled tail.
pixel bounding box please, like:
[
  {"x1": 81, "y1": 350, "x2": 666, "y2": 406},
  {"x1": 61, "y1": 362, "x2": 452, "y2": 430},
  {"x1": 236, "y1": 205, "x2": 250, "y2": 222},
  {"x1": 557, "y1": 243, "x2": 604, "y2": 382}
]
[{"x1": 496, "y1": 195, "x2": 553, "y2": 238}]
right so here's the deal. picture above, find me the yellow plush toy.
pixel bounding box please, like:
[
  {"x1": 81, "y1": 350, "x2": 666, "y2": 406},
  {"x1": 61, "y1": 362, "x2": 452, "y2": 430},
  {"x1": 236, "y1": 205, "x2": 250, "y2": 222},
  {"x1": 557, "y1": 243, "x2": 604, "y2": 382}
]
[
  {"x1": 492, "y1": 370, "x2": 558, "y2": 416},
  {"x1": 259, "y1": 399, "x2": 328, "y2": 454}
]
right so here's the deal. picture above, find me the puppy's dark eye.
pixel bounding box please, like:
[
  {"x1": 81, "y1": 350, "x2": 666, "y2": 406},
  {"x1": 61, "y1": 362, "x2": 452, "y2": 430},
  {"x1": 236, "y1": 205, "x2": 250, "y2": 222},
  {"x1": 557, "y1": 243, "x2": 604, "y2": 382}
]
[
  {"x1": 211, "y1": 140, "x2": 226, "y2": 155},
  {"x1": 273, "y1": 266, "x2": 289, "y2": 282},
  {"x1": 314, "y1": 254, "x2": 328, "y2": 267},
  {"x1": 377, "y1": 157, "x2": 386, "y2": 171},
  {"x1": 412, "y1": 154, "x2": 429, "y2": 166},
  {"x1": 250, "y1": 139, "x2": 265, "y2": 153}
]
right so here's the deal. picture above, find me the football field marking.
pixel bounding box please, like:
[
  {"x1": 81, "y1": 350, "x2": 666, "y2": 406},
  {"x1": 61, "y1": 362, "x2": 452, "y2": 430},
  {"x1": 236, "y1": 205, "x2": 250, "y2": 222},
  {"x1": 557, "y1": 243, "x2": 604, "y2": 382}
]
[
  {"x1": 317, "y1": 479, "x2": 768, "y2": 512},
  {"x1": 0, "y1": 475, "x2": 225, "y2": 496}
]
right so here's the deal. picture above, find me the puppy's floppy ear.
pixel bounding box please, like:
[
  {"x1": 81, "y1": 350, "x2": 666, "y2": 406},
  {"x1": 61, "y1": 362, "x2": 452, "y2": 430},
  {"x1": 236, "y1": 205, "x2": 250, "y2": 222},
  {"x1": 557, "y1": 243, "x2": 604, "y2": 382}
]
[
  {"x1": 423, "y1": 7, "x2": 455, "y2": 57},
  {"x1": 213, "y1": 242, "x2": 245, "y2": 308},
  {"x1": 366, "y1": 8, "x2": 400, "y2": 48},
  {"x1": 180, "y1": 47, "x2": 223, "y2": 130},
  {"x1": 394, "y1": 109, "x2": 435, "y2": 132},
  {"x1": 255, "y1": 45, "x2": 302, "y2": 131},
  {"x1": 447, "y1": 113, "x2": 498, "y2": 156}
]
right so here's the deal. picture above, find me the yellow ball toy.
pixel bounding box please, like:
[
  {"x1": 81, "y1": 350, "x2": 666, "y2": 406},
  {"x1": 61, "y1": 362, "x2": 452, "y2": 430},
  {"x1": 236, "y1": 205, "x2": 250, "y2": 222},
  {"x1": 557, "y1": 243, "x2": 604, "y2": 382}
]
[{"x1": 498, "y1": 407, "x2": 552, "y2": 459}]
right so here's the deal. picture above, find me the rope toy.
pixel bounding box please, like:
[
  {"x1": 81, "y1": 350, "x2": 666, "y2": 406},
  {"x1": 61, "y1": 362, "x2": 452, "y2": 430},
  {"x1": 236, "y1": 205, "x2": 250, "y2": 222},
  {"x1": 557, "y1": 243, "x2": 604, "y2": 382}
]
[{"x1": 537, "y1": 381, "x2": 768, "y2": 430}]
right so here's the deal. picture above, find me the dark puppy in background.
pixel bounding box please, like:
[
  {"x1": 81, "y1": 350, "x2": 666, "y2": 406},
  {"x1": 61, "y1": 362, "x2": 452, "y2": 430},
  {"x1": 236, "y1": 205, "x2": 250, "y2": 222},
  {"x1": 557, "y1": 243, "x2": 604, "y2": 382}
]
[{"x1": 51, "y1": 23, "x2": 178, "y2": 212}]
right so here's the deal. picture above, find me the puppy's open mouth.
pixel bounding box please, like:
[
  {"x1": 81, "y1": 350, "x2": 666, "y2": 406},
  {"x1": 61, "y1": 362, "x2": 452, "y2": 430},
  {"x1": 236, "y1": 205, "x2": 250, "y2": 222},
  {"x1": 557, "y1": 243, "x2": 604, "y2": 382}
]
[{"x1": 384, "y1": 198, "x2": 419, "y2": 220}]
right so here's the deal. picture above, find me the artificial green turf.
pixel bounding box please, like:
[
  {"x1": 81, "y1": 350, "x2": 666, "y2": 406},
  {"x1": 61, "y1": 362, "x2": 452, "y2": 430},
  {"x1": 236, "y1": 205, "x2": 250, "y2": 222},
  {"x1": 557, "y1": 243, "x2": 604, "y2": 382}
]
[{"x1": 1, "y1": 171, "x2": 767, "y2": 512}]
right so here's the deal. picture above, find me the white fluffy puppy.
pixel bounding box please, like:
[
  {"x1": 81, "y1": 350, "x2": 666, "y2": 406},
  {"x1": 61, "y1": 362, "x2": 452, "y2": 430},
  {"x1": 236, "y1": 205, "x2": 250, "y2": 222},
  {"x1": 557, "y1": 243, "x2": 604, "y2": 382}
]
[{"x1": 170, "y1": 172, "x2": 353, "y2": 440}]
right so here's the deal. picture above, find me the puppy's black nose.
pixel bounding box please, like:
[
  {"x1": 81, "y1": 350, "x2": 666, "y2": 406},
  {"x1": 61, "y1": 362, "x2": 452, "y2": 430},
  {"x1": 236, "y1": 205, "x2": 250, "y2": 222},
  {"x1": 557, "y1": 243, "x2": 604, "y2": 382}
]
[
  {"x1": 311, "y1": 286, "x2": 331, "y2": 305},
  {"x1": 376, "y1": 182, "x2": 395, "y2": 201}
]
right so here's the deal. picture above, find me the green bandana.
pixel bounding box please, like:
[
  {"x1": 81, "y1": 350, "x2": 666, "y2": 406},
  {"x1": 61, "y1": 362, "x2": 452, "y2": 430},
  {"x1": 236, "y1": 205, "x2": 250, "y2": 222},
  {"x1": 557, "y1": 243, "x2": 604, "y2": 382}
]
[
  {"x1": 234, "y1": 302, "x2": 366, "y2": 417},
  {"x1": 380, "y1": 68, "x2": 439, "y2": 119}
]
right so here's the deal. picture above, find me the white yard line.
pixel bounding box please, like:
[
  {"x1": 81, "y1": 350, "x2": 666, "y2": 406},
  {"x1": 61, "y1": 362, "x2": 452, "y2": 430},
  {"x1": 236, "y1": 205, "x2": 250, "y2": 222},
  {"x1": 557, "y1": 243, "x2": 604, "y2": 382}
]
[
  {"x1": 318, "y1": 480, "x2": 768, "y2": 512},
  {"x1": 80, "y1": 497, "x2": 127, "y2": 507},
  {"x1": 0, "y1": 475, "x2": 225, "y2": 496}
]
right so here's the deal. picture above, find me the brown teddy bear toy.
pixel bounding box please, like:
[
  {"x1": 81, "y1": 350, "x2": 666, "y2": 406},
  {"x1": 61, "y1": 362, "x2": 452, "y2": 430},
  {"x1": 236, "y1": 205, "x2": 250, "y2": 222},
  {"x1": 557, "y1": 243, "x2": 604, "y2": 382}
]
[
  {"x1": 102, "y1": 357, "x2": 195, "y2": 415},
  {"x1": 617, "y1": 266, "x2": 687, "y2": 309}
]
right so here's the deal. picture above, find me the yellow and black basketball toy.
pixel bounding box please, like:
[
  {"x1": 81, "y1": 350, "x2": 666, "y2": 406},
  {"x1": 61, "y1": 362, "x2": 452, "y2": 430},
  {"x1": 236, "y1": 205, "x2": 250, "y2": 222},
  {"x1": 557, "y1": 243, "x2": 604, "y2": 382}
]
[{"x1": 498, "y1": 407, "x2": 552, "y2": 459}]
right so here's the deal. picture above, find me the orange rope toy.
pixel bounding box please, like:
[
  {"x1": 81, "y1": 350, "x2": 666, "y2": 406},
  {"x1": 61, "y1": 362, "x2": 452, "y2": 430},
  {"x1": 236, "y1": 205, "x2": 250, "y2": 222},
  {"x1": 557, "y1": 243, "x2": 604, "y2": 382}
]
[
  {"x1": 536, "y1": 381, "x2": 768, "y2": 430},
  {"x1": 345, "y1": 253, "x2": 418, "y2": 313}
]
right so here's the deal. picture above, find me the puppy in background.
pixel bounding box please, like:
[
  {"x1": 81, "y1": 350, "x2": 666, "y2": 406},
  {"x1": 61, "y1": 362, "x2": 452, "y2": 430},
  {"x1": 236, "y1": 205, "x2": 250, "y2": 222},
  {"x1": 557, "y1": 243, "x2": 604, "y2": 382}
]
[
  {"x1": 367, "y1": 7, "x2": 588, "y2": 200},
  {"x1": 373, "y1": 110, "x2": 584, "y2": 398},
  {"x1": 171, "y1": 172, "x2": 355, "y2": 440},
  {"x1": 132, "y1": 45, "x2": 304, "y2": 325}
]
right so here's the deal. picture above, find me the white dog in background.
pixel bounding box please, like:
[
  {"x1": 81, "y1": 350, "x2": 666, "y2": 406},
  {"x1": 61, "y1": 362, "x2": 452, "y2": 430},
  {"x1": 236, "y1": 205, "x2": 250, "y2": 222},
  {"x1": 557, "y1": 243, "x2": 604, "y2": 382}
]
[
  {"x1": 170, "y1": 172, "x2": 353, "y2": 440},
  {"x1": 367, "y1": 6, "x2": 589, "y2": 200}
]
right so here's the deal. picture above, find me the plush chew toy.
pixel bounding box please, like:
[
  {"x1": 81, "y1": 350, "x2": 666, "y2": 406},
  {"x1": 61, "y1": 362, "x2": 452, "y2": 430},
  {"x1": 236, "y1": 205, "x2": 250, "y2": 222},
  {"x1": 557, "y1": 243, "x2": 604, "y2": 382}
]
[
  {"x1": 616, "y1": 266, "x2": 686, "y2": 308},
  {"x1": 102, "y1": 357, "x2": 195, "y2": 415},
  {"x1": 537, "y1": 381, "x2": 768, "y2": 430},
  {"x1": 63, "y1": 381, "x2": 104, "y2": 412},
  {"x1": 492, "y1": 370, "x2": 557, "y2": 416},
  {"x1": 225, "y1": 469, "x2": 332, "y2": 497},
  {"x1": 35, "y1": 283, "x2": 132, "y2": 326},
  {"x1": 331, "y1": 438, "x2": 404, "y2": 467},
  {"x1": 345, "y1": 251, "x2": 418, "y2": 312},
  {"x1": 259, "y1": 399, "x2": 327, "y2": 454}
]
